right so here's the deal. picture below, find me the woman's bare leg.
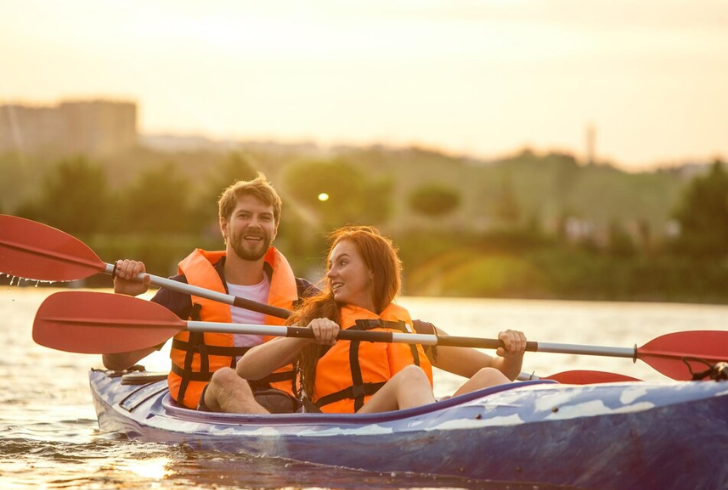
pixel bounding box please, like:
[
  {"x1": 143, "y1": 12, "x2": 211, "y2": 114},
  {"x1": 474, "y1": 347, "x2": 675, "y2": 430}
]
[
  {"x1": 452, "y1": 367, "x2": 510, "y2": 398},
  {"x1": 357, "y1": 365, "x2": 435, "y2": 414}
]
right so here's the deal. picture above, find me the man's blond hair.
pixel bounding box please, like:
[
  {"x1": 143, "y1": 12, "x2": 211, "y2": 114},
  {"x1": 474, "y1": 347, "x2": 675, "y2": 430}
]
[{"x1": 217, "y1": 173, "x2": 282, "y2": 225}]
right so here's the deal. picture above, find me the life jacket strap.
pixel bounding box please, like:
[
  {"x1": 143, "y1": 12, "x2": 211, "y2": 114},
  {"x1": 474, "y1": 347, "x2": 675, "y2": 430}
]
[
  {"x1": 352, "y1": 319, "x2": 408, "y2": 332},
  {"x1": 171, "y1": 339, "x2": 252, "y2": 358},
  {"x1": 314, "y1": 381, "x2": 387, "y2": 411},
  {"x1": 177, "y1": 303, "x2": 207, "y2": 401},
  {"x1": 171, "y1": 359, "x2": 213, "y2": 382},
  {"x1": 171, "y1": 361, "x2": 295, "y2": 386}
]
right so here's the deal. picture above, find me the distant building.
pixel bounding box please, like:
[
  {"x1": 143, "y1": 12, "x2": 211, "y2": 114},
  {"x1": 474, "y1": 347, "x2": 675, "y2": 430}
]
[
  {"x1": 585, "y1": 124, "x2": 596, "y2": 166},
  {"x1": 0, "y1": 99, "x2": 137, "y2": 156}
]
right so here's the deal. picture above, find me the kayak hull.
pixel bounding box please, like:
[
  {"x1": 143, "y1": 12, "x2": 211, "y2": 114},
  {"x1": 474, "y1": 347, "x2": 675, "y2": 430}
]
[{"x1": 90, "y1": 369, "x2": 728, "y2": 490}]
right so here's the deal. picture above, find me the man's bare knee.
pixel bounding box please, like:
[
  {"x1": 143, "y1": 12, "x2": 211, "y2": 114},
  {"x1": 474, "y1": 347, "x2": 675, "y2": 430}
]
[
  {"x1": 210, "y1": 367, "x2": 248, "y2": 389},
  {"x1": 205, "y1": 368, "x2": 266, "y2": 414},
  {"x1": 207, "y1": 368, "x2": 248, "y2": 408}
]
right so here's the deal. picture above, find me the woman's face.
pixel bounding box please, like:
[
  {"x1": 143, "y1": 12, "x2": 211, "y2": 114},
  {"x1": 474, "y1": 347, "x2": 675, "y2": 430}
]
[{"x1": 326, "y1": 239, "x2": 375, "y2": 312}]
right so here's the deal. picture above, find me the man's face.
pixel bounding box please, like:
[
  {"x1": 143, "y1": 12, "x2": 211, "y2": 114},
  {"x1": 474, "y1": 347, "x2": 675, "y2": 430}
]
[{"x1": 220, "y1": 194, "x2": 278, "y2": 261}]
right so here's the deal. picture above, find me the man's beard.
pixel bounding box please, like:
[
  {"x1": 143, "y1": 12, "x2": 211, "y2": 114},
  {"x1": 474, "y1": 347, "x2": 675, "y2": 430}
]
[{"x1": 229, "y1": 229, "x2": 273, "y2": 261}]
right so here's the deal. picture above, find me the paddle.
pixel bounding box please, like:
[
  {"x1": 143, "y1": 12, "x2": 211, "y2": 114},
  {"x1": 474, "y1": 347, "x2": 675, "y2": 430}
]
[
  {"x1": 0, "y1": 214, "x2": 291, "y2": 320},
  {"x1": 32, "y1": 291, "x2": 449, "y2": 354},
  {"x1": 34, "y1": 291, "x2": 727, "y2": 381}
]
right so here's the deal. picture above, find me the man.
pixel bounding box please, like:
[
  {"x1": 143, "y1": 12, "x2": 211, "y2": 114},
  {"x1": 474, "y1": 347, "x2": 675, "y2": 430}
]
[{"x1": 103, "y1": 174, "x2": 314, "y2": 414}]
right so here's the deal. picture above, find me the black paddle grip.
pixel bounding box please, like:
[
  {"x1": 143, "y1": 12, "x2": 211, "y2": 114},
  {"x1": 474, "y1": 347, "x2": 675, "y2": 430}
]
[{"x1": 285, "y1": 326, "x2": 394, "y2": 343}]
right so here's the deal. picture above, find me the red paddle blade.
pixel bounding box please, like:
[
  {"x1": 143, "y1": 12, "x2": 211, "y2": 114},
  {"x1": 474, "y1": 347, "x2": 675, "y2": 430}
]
[
  {"x1": 0, "y1": 215, "x2": 106, "y2": 282},
  {"x1": 638, "y1": 330, "x2": 728, "y2": 381},
  {"x1": 545, "y1": 370, "x2": 641, "y2": 384},
  {"x1": 33, "y1": 291, "x2": 185, "y2": 354}
]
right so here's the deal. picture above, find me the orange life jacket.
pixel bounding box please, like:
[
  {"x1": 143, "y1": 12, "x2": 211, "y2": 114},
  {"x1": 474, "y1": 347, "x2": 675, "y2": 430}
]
[
  {"x1": 311, "y1": 303, "x2": 433, "y2": 414},
  {"x1": 167, "y1": 248, "x2": 299, "y2": 409}
]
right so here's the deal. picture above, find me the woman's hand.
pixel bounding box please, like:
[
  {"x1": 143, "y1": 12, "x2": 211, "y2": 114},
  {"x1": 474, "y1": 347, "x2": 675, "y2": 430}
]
[
  {"x1": 496, "y1": 329, "x2": 527, "y2": 359},
  {"x1": 308, "y1": 318, "x2": 340, "y2": 345}
]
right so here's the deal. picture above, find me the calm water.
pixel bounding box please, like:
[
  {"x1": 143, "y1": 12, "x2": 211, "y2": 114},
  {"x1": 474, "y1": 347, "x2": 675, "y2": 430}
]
[{"x1": 1, "y1": 287, "x2": 726, "y2": 489}]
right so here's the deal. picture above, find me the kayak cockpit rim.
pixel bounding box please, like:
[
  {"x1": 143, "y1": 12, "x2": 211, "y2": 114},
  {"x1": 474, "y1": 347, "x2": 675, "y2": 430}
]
[{"x1": 157, "y1": 379, "x2": 558, "y2": 425}]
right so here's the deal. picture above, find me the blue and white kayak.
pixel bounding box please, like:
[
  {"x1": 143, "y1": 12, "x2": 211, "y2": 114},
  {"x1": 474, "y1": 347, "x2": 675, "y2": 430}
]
[{"x1": 89, "y1": 369, "x2": 728, "y2": 490}]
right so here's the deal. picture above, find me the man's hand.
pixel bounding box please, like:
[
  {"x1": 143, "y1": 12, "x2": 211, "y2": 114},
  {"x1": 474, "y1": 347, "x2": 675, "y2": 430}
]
[{"x1": 113, "y1": 259, "x2": 151, "y2": 296}]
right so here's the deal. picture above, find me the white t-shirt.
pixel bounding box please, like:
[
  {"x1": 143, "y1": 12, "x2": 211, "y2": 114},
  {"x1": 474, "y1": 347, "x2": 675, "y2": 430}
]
[{"x1": 227, "y1": 274, "x2": 270, "y2": 352}]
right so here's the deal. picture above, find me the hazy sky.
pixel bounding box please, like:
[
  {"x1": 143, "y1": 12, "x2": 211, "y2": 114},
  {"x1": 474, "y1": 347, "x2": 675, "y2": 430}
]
[{"x1": 1, "y1": 0, "x2": 726, "y2": 170}]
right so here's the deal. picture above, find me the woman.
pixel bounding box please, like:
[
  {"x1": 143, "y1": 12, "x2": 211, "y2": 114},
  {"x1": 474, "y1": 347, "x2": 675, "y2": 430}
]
[{"x1": 237, "y1": 226, "x2": 527, "y2": 414}]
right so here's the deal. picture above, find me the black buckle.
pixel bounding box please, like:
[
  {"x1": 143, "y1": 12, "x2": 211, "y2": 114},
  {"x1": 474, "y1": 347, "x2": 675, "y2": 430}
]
[{"x1": 351, "y1": 384, "x2": 367, "y2": 399}]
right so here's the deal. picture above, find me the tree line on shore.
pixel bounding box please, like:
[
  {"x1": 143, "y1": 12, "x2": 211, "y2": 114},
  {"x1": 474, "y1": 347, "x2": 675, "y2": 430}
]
[{"x1": 3, "y1": 147, "x2": 727, "y2": 303}]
